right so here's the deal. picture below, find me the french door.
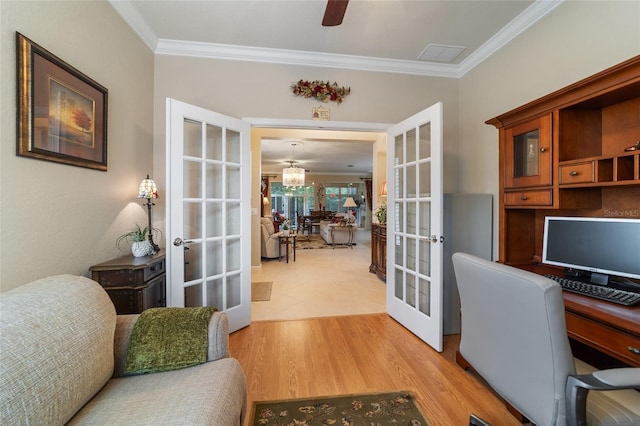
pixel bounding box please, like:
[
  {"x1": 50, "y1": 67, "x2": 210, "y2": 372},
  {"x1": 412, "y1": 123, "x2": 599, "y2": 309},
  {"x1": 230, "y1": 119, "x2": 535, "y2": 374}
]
[
  {"x1": 166, "y1": 98, "x2": 251, "y2": 333},
  {"x1": 386, "y1": 102, "x2": 444, "y2": 352}
]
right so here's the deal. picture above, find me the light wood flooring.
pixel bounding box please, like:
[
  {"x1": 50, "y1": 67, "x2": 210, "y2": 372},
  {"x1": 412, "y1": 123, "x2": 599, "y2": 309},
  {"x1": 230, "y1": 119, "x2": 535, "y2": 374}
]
[
  {"x1": 229, "y1": 313, "x2": 521, "y2": 426},
  {"x1": 238, "y1": 230, "x2": 520, "y2": 425}
]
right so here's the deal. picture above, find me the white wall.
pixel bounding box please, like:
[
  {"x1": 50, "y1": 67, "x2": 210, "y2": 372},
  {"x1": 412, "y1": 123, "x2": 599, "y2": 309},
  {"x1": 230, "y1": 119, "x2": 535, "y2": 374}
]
[
  {"x1": 0, "y1": 1, "x2": 154, "y2": 291},
  {"x1": 458, "y1": 0, "x2": 640, "y2": 259}
]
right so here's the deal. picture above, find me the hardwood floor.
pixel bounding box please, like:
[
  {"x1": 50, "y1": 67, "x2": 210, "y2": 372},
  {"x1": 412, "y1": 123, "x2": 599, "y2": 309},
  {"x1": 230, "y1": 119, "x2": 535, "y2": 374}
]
[{"x1": 229, "y1": 313, "x2": 522, "y2": 426}]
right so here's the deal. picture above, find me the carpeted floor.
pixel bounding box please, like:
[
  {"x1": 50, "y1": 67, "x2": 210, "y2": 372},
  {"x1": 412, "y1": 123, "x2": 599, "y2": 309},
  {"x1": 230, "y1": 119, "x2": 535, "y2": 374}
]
[
  {"x1": 251, "y1": 281, "x2": 272, "y2": 301},
  {"x1": 249, "y1": 391, "x2": 428, "y2": 425}
]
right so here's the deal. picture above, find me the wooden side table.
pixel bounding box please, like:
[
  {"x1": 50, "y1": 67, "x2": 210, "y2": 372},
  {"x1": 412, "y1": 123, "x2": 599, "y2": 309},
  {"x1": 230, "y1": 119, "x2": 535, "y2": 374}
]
[
  {"x1": 278, "y1": 235, "x2": 296, "y2": 263},
  {"x1": 89, "y1": 249, "x2": 166, "y2": 314},
  {"x1": 328, "y1": 224, "x2": 356, "y2": 249}
]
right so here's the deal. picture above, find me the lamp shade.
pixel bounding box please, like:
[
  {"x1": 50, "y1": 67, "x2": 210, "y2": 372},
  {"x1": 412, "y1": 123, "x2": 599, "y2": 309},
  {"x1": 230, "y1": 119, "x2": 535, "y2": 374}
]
[
  {"x1": 263, "y1": 196, "x2": 270, "y2": 205},
  {"x1": 138, "y1": 175, "x2": 158, "y2": 199},
  {"x1": 343, "y1": 196, "x2": 357, "y2": 208},
  {"x1": 282, "y1": 164, "x2": 305, "y2": 187},
  {"x1": 379, "y1": 182, "x2": 387, "y2": 196}
]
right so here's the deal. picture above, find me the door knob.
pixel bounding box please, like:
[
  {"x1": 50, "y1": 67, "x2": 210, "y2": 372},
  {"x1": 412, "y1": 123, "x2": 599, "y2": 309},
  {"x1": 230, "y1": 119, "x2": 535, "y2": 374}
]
[{"x1": 173, "y1": 237, "x2": 193, "y2": 247}]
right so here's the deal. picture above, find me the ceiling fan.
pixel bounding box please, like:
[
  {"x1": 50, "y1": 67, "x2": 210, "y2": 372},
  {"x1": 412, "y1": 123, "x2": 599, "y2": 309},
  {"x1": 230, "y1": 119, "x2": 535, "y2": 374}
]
[{"x1": 322, "y1": 0, "x2": 349, "y2": 26}]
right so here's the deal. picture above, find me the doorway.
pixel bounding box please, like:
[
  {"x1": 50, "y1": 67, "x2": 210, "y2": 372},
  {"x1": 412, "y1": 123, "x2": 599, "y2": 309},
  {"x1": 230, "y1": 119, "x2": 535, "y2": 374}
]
[{"x1": 252, "y1": 125, "x2": 388, "y2": 321}]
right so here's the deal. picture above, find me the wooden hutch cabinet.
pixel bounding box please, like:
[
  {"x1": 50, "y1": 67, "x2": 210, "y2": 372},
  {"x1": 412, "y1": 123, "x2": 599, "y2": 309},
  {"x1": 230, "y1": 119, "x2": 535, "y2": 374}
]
[
  {"x1": 487, "y1": 55, "x2": 640, "y2": 367},
  {"x1": 90, "y1": 250, "x2": 166, "y2": 314},
  {"x1": 370, "y1": 223, "x2": 386, "y2": 282}
]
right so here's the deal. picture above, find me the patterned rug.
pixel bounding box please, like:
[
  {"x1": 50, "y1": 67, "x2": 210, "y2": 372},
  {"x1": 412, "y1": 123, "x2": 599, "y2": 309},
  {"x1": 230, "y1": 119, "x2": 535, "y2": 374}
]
[
  {"x1": 250, "y1": 391, "x2": 428, "y2": 425},
  {"x1": 295, "y1": 234, "x2": 330, "y2": 250}
]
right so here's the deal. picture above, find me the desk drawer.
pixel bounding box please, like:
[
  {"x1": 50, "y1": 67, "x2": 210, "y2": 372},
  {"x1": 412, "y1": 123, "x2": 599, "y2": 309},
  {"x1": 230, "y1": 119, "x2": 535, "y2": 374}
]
[
  {"x1": 566, "y1": 311, "x2": 640, "y2": 367},
  {"x1": 560, "y1": 162, "x2": 595, "y2": 184},
  {"x1": 504, "y1": 189, "x2": 553, "y2": 207}
]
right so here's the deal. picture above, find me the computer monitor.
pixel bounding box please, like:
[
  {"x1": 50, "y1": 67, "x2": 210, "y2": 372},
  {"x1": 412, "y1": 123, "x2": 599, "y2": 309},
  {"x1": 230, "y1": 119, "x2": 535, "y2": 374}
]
[{"x1": 542, "y1": 216, "x2": 640, "y2": 283}]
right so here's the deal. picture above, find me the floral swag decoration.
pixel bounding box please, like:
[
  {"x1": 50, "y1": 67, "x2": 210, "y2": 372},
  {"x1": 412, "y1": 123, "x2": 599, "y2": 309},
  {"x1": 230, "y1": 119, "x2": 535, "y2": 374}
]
[{"x1": 291, "y1": 80, "x2": 351, "y2": 104}]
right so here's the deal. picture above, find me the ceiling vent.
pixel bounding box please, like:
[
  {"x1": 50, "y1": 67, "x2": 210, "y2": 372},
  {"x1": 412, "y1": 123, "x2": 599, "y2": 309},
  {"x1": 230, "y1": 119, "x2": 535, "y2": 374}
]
[{"x1": 418, "y1": 44, "x2": 466, "y2": 63}]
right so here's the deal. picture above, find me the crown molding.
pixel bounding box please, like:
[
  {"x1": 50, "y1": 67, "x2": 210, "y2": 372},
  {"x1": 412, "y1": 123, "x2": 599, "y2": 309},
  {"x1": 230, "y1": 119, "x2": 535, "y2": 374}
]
[
  {"x1": 155, "y1": 39, "x2": 461, "y2": 77},
  {"x1": 108, "y1": 0, "x2": 158, "y2": 51},
  {"x1": 457, "y1": 0, "x2": 563, "y2": 77},
  {"x1": 110, "y1": 0, "x2": 564, "y2": 78}
]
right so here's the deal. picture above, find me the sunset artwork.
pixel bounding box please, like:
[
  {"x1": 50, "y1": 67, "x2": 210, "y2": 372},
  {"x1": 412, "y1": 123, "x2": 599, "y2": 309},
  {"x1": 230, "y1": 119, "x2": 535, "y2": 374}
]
[{"x1": 48, "y1": 78, "x2": 95, "y2": 148}]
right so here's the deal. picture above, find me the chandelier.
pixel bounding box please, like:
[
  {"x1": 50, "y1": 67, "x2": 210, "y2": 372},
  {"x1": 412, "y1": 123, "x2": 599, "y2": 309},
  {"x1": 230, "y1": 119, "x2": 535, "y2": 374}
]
[{"x1": 282, "y1": 142, "x2": 305, "y2": 187}]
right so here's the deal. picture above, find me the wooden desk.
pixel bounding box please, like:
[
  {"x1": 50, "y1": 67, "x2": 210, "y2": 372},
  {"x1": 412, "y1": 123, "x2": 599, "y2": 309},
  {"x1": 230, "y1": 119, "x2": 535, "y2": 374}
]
[
  {"x1": 517, "y1": 263, "x2": 640, "y2": 367},
  {"x1": 563, "y1": 292, "x2": 640, "y2": 367}
]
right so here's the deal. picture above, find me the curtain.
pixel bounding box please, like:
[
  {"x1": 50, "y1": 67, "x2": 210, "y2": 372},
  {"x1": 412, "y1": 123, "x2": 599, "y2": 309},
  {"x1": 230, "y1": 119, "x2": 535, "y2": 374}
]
[{"x1": 364, "y1": 179, "x2": 372, "y2": 211}]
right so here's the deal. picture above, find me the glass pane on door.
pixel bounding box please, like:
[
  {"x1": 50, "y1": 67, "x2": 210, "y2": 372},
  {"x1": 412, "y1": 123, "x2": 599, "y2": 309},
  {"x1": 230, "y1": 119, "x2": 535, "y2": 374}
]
[
  {"x1": 385, "y1": 102, "x2": 443, "y2": 352},
  {"x1": 167, "y1": 98, "x2": 250, "y2": 332}
]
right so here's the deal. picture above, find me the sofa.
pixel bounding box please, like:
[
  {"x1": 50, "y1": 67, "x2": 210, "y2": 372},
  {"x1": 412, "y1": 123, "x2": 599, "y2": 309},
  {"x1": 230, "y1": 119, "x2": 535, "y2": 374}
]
[
  {"x1": 261, "y1": 216, "x2": 283, "y2": 258},
  {"x1": 0, "y1": 275, "x2": 247, "y2": 425},
  {"x1": 319, "y1": 213, "x2": 358, "y2": 246}
]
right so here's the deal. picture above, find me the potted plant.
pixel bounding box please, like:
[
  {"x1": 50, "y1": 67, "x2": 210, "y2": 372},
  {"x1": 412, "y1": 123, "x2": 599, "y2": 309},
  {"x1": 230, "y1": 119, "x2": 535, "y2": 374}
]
[
  {"x1": 117, "y1": 224, "x2": 153, "y2": 257},
  {"x1": 282, "y1": 219, "x2": 290, "y2": 236},
  {"x1": 374, "y1": 203, "x2": 387, "y2": 225}
]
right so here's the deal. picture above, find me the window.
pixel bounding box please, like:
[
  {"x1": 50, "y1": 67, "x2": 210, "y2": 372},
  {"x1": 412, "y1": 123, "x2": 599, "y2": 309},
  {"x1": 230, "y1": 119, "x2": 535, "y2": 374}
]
[
  {"x1": 325, "y1": 184, "x2": 358, "y2": 212},
  {"x1": 270, "y1": 183, "x2": 315, "y2": 227}
]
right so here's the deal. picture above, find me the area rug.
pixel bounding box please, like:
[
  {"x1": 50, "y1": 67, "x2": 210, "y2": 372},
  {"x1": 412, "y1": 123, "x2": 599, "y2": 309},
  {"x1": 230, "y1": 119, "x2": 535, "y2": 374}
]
[
  {"x1": 295, "y1": 234, "x2": 330, "y2": 250},
  {"x1": 251, "y1": 281, "x2": 272, "y2": 301},
  {"x1": 250, "y1": 391, "x2": 428, "y2": 425}
]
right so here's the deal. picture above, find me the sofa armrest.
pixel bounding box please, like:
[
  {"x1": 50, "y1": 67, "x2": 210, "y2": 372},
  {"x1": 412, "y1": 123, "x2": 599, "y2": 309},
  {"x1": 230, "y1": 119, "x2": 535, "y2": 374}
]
[
  {"x1": 112, "y1": 311, "x2": 231, "y2": 378},
  {"x1": 113, "y1": 314, "x2": 139, "y2": 378},
  {"x1": 207, "y1": 311, "x2": 230, "y2": 361}
]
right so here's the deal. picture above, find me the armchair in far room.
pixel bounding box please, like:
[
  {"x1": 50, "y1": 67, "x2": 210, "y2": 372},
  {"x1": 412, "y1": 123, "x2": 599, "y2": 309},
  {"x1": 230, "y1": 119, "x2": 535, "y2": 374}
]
[
  {"x1": 452, "y1": 252, "x2": 640, "y2": 426},
  {"x1": 260, "y1": 217, "x2": 282, "y2": 259}
]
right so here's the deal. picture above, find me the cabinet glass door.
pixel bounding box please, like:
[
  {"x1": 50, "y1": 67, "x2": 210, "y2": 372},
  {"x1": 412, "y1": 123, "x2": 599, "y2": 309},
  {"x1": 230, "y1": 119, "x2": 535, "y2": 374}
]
[{"x1": 504, "y1": 114, "x2": 552, "y2": 189}]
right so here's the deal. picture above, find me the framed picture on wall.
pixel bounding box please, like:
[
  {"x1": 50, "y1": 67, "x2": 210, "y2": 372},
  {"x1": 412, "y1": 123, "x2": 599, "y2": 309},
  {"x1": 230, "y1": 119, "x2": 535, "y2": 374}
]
[{"x1": 16, "y1": 32, "x2": 108, "y2": 171}]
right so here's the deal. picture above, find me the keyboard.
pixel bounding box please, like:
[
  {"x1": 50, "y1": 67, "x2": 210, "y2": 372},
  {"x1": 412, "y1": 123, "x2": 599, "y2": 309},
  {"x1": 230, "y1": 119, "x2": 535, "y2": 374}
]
[{"x1": 544, "y1": 275, "x2": 640, "y2": 306}]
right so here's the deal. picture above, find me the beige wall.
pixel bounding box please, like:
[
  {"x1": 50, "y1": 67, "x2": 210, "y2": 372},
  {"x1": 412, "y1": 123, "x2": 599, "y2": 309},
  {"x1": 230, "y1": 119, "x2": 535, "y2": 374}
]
[
  {"x1": 0, "y1": 1, "x2": 154, "y2": 291},
  {"x1": 458, "y1": 0, "x2": 640, "y2": 259},
  {"x1": 1, "y1": 1, "x2": 637, "y2": 289},
  {"x1": 153, "y1": 57, "x2": 459, "y2": 267}
]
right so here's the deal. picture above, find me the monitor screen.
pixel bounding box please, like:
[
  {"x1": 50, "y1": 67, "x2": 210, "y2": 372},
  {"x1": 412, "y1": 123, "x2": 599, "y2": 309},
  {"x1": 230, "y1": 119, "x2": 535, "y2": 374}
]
[{"x1": 542, "y1": 216, "x2": 640, "y2": 281}]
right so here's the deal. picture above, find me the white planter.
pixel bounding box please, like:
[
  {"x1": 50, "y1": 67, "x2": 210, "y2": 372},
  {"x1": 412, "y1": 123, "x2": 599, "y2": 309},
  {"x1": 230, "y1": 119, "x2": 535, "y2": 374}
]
[
  {"x1": 283, "y1": 229, "x2": 290, "y2": 236},
  {"x1": 131, "y1": 241, "x2": 152, "y2": 257}
]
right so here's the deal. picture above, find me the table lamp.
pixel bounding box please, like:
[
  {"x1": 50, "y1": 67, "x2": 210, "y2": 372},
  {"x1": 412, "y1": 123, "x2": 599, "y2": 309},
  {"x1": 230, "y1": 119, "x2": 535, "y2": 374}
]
[
  {"x1": 343, "y1": 196, "x2": 357, "y2": 218},
  {"x1": 138, "y1": 174, "x2": 159, "y2": 253}
]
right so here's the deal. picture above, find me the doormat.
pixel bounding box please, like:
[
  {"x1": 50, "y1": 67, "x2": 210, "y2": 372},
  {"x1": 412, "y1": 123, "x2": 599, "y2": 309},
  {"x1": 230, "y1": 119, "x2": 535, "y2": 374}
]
[
  {"x1": 249, "y1": 391, "x2": 428, "y2": 425},
  {"x1": 251, "y1": 281, "x2": 272, "y2": 301}
]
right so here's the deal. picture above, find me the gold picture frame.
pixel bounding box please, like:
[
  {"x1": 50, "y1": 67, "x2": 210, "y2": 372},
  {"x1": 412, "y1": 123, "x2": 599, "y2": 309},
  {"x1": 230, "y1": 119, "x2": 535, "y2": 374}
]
[{"x1": 16, "y1": 32, "x2": 108, "y2": 171}]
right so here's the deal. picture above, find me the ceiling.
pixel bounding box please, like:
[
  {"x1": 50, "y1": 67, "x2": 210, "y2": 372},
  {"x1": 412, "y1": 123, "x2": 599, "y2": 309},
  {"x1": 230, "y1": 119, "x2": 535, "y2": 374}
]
[{"x1": 109, "y1": 0, "x2": 562, "y2": 176}]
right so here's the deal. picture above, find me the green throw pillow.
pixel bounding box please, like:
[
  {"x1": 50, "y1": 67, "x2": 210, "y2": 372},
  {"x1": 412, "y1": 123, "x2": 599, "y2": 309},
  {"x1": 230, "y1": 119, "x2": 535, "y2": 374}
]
[{"x1": 124, "y1": 306, "x2": 216, "y2": 375}]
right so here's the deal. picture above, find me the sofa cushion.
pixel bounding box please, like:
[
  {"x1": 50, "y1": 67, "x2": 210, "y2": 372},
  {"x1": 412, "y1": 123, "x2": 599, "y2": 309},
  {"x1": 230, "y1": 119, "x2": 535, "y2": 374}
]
[
  {"x1": 0, "y1": 275, "x2": 116, "y2": 425},
  {"x1": 69, "y1": 358, "x2": 247, "y2": 425}
]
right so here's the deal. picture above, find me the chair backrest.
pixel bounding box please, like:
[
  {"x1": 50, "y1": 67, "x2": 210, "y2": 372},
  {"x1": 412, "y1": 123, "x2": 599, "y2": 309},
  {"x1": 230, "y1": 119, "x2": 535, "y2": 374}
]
[
  {"x1": 260, "y1": 217, "x2": 275, "y2": 238},
  {"x1": 452, "y1": 253, "x2": 576, "y2": 426}
]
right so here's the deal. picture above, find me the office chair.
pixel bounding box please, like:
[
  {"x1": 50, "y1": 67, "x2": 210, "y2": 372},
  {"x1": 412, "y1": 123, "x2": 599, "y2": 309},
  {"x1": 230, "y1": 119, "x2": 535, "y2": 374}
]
[{"x1": 452, "y1": 253, "x2": 640, "y2": 426}]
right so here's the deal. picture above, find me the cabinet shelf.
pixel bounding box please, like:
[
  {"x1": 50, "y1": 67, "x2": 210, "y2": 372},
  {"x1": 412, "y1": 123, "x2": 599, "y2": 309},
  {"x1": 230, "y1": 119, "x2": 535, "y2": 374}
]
[{"x1": 559, "y1": 152, "x2": 639, "y2": 187}]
